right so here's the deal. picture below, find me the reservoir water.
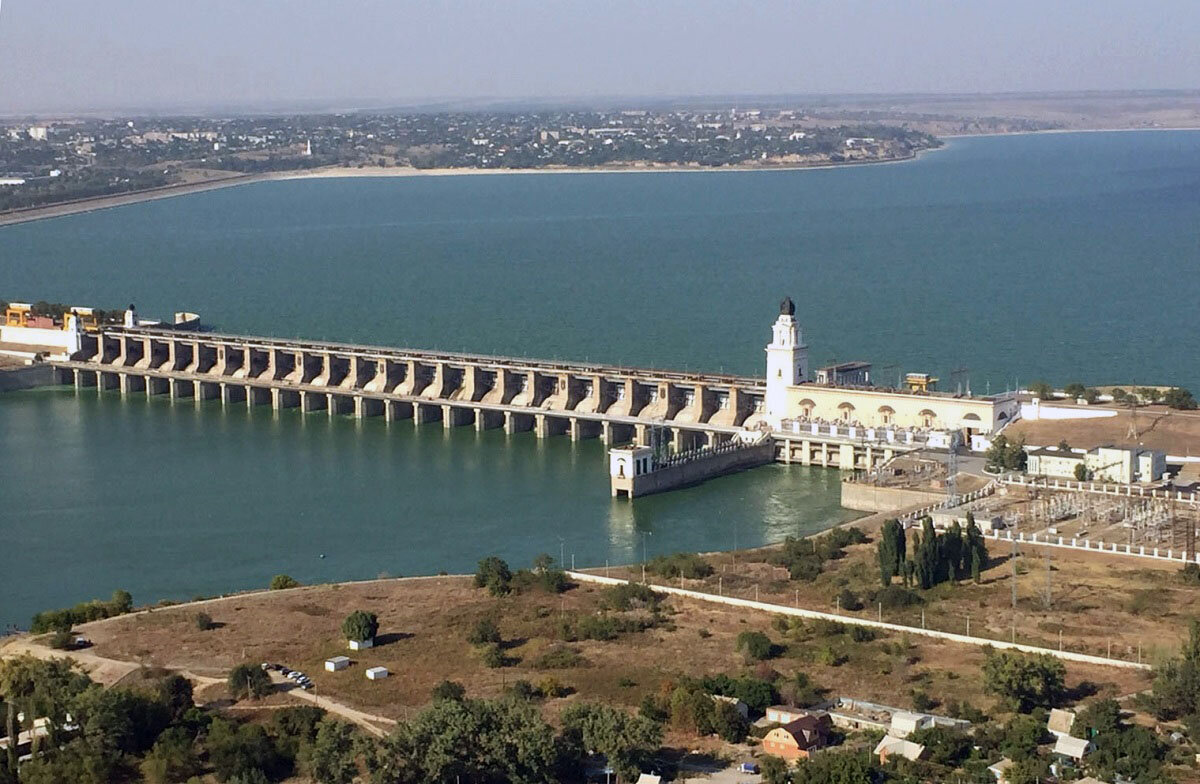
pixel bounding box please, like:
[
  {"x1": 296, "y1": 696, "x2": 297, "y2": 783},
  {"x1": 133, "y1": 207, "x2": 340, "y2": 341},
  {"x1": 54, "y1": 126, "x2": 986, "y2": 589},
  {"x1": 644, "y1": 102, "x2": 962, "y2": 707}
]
[{"x1": 2, "y1": 130, "x2": 1199, "y2": 626}]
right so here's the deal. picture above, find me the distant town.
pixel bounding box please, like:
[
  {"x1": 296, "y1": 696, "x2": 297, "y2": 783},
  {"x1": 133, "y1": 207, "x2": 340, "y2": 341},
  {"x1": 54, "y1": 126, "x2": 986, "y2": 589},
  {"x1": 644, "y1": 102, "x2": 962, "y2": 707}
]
[{"x1": 0, "y1": 109, "x2": 940, "y2": 213}]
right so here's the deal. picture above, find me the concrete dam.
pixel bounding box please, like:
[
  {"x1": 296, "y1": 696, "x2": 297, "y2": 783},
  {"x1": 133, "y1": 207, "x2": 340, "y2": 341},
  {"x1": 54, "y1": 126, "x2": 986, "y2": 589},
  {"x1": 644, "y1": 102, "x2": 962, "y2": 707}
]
[{"x1": 55, "y1": 326, "x2": 772, "y2": 452}]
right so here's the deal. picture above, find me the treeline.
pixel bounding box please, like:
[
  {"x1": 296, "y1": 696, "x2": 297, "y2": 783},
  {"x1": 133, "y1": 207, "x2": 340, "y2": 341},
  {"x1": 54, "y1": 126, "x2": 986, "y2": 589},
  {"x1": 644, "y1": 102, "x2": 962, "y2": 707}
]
[
  {"x1": 0, "y1": 655, "x2": 352, "y2": 784},
  {"x1": 877, "y1": 516, "x2": 988, "y2": 589},
  {"x1": 29, "y1": 589, "x2": 134, "y2": 633}
]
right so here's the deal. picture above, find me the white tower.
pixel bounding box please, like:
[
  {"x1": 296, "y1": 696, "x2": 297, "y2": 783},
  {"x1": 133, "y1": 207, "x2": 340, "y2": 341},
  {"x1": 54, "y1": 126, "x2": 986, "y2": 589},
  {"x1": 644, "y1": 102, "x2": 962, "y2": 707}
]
[
  {"x1": 123, "y1": 303, "x2": 137, "y2": 328},
  {"x1": 765, "y1": 296, "x2": 808, "y2": 427}
]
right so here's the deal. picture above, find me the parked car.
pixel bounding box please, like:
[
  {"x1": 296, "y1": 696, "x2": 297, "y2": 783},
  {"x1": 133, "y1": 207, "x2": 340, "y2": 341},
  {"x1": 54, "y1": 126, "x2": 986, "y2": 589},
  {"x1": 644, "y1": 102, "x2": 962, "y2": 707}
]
[{"x1": 738, "y1": 762, "x2": 760, "y2": 774}]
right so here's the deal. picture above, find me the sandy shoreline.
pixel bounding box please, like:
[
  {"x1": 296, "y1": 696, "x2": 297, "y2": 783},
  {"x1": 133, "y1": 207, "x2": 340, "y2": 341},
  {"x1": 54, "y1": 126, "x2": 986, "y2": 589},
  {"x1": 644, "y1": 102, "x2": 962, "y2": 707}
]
[
  {"x1": 2, "y1": 125, "x2": 1197, "y2": 228},
  {"x1": 0, "y1": 150, "x2": 930, "y2": 227}
]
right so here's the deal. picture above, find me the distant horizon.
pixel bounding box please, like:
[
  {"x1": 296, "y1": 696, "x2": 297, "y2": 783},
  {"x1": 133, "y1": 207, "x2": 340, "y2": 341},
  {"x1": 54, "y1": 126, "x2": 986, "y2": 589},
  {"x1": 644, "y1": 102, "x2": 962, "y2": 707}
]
[
  {"x1": 1, "y1": 0, "x2": 1197, "y2": 116},
  {"x1": 3, "y1": 87, "x2": 1200, "y2": 122}
]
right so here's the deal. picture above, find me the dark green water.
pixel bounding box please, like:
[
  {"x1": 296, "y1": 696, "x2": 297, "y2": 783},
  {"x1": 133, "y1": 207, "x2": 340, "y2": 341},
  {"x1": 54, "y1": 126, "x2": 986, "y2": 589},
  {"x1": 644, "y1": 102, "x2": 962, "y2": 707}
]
[{"x1": 2, "y1": 130, "x2": 1199, "y2": 626}]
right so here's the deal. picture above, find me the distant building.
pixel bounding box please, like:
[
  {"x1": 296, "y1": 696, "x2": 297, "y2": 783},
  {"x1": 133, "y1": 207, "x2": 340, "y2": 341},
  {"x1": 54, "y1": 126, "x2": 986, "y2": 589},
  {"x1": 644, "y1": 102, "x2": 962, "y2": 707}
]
[
  {"x1": 1026, "y1": 444, "x2": 1167, "y2": 484},
  {"x1": 1052, "y1": 734, "x2": 1094, "y2": 763},
  {"x1": 816, "y1": 361, "x2": 872, "y2": 387},
  {"x1": 765, "y1": 705, "x2": 811, "y2": 725},
  {"x1": 711, "y1": 694, "x2": 749, "y2": 718},
  {"x1": 988, "y1": 757, "x2": 1014, "y2": 783},
  {"x1": 27, "y1": 126, "x2": 47, "y2": 141},
  {"x1": 875, "y1": 736, "x2": 925, "y2": 763},
  {"x1": 0, "y1": 177, "x2": 25, "y2": 186}
]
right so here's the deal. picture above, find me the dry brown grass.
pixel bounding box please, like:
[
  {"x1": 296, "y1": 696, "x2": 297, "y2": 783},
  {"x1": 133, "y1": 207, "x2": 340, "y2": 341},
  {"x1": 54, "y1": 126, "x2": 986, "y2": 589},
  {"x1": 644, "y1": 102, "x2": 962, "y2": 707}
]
[
  {"x1": 1004, "y1": 406, "x2": 1200, "y2": 455},
  {"x1": 80, "y1": 566, "x2": 1150, "y2": 725}
]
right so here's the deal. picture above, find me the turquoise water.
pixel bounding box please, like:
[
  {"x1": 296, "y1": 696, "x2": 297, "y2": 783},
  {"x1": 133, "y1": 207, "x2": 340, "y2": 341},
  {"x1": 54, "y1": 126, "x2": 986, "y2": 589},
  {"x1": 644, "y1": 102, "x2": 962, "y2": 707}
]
[{"x1": 2, "y1": 130, "x2": 1199, "y2": 626}]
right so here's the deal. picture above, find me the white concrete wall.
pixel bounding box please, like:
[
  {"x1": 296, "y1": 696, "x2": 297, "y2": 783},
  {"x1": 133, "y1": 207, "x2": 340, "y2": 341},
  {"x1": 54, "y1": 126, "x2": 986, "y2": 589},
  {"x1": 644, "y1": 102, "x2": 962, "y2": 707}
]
[
  {"x1": 1021, "y1": 400, "x2": 1117, "y2": 421},
  {"x1": 0, "y1": 325, "x2": 76, "y2": 351}
]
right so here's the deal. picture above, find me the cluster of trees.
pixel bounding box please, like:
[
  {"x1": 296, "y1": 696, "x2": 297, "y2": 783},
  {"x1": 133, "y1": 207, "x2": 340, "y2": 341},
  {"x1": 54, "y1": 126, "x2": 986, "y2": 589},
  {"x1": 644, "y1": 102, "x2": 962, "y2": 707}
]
[
  {"x1": 474, "y1": 555, "x2": 569, "y2": 597},
  {"x1": 985, "y1": 434, "x2": 1028, "y2": 472},
  {"x1": 636, "y1": 679, "x2": 750, "y2": 743},
  {"x1": 0, "y1": 168, "x2": 172, "y2": 213},
  {"x1": 767, "y1": 527, "x2": 867, "y2": 582},
  {"x1": 981, "y1": 649, "x2": 1066, "y2": 712},
  {"x1": 1112, "y1": 386, "x2": 1198, "y2": 410},
  {"x1": 877, "y1": 516, "x2": 988, "y2": 590},
  {"x1": 1144, "y1": 618, "x2": 1200, "y2": 730},
  {"x1": 645, "y1": 552, "x2": 713, "y2": 580},
  {"x1": 29, "y1": 589, "x2": 133, "y2": 633},
  {"x1": 0, "y1": 655, "x2": 355, "y2": 784},
  {"x1": 363, "y1": 691, "x2": 662, "y2": 784}
]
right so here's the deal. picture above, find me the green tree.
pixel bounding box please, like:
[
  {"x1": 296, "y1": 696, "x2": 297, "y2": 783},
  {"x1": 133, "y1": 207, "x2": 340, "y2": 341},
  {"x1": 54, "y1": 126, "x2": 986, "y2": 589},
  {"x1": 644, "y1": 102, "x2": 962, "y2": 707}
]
[
  {"x1": 269, "y1": 574, "x2": 300, "y2": 590},
  {"x1": 227, "y1": 663, "x2": 272, "y2": 700},
  {"x1": 877, "y1": 519, "x2": 904, "y2": 586},
  {"x1": 561, "y1": 702, "x2": 663, "y2": 783},
  {"x1": 760, "y1": 754, "x2": 791, "y2": 784},
  {"x1": 1074, "y1": 462, "x2": 1090, "y2": 481},
  {"x1": 363, "y1": 697, "x2": 563, "y2": 784},
  {"x1": 195, "y1": 611, "x2": 215, "y2": 631},
  {"x1": 736, "y1": 630, "x2": 775, "y2": 661},
  {"x1": 467, "y1": 618, "x2": 502, "y2": 646},
  {"x1": 792, "y1": 748, "x2": 877, "y2": 784},
  {"x1": 206, "y1": 717, "x2": 281, "y2": 782},
  {"x1": 709, "y1": 700, "x2": 749, "y2": 743},
  {"x1": 341, "y1": 610, "x2": 379, "y2": 643},
  {"x1": 431, "y1": 680, "x2": 466, "y2": 703},
  {"x1": 474, "y1": 556, "x2": 514, "y2": 596},
  {"x1": 1030, "y1": 380, "x2": 1054, "y2": 400},
  {"x1": 1075, "y1": 697, "x2": 1121, "y2": 738},
  {"x1": 1164, "y1": 387, "x2": 1198, "y2": 410},
  {"x1": 301, "y1": 719, "x2": 358, "y2": 784},
  {"x1": 140, "y1": 727, "x2": 201, "y2": 784},
  {"x1": 1147, "y1": 618, "x2": 1200, "y2": 720},
  {"x1": 0, "y1": 654, "x2": 92, "y2": 756},
  {"x1": 982, "y1": 650, "x2": 1065, "y2": 712},
  {"x1": 1063, "y1": 382, "x2": 1086, "y2": 399}
]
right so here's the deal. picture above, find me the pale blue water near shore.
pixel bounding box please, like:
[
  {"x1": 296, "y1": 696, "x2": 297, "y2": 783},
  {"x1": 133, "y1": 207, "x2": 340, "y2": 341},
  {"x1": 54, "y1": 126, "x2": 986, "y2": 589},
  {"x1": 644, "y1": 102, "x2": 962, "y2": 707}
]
[{"x1": 2, "y1": 130, "x2": 1199, "y2": 626}]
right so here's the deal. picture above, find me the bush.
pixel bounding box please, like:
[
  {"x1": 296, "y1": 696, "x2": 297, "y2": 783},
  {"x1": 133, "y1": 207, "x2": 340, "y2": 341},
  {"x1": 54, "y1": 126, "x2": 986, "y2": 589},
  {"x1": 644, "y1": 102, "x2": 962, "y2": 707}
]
[
  {"x1": 474, "y1": 556, "x2": 513, "y2": 596},
  {"x1": 480, "y1": 644, "x2": 507, "y2": 669},
  {"x1": 836, "y1": 588, "x2": 862, "y2": 612},
  {"x1": 228, "y1": 663, "x2": 273, "y2": 700},
  {"x1": 869, "y1": 585, "x2": 924, "y2": 609},
  {"x1": 1181, "y1": 563, "x2": 1200, "y2": 585},
  {"x1": 431, "y1": 680, "x2": 466, "y2": 702},
  {"x1": 269, "y1": 574, "x2": 299, "y2": 590},
  {"x1": 736, "y1": 630, "x2": 775, "y2": 661},
  {"x1": 508, "y1": 679, "x2": 538, "y2": 700},
  {"x1": 467, "y1": 618, "x2": 502, "y2": 646},
  {"x1": 576, "y1": 614, "x2": 619, "y2": 641},
  {"x1": 341, "y1": 610, "x2": 379, "y2": 642},
  {"x1": 982, "y1": 650, "x2": 1065, "y2": 712},
  {"x1": 600, "y1": 583, "x2": 663, "y2": 611},
  {"x1": 533, "y1": 644, "x2": 587, "y2": 669},
  {"x1": 911, "y1": 690, "x2": 937, "y2": 711},
  {"x1": 194, "y1": 612, "x2": 214, "y2": 631},
  {"x1": 29, "y1": 589, "x2": 134, "y2": 633},
  {"x1": 537, "y1": 677, "x2": 569, "y2": 698},
  {"x1": 48, "y1": 630, "x2": 74, "y2": 649},
  {"x1": 646, "y1": 553, "x2": 714, "y2": 580},
  {"x1": 848, "y1": 626, "x2": 877, "y2": 643}
]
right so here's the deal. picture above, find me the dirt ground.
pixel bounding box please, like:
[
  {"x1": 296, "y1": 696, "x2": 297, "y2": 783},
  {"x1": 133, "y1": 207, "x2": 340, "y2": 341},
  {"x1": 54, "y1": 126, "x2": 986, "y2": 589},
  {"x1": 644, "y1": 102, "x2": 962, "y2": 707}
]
[
  {"x1": 1004, "y1": 405, "x2": 1200, "y2": 456},
  {"x1": 607, "y1": 532, "x2": 1200, "y2": 668},
  {"x1": 74, "y1": 570, "x2": 1147, "y2": 725}
]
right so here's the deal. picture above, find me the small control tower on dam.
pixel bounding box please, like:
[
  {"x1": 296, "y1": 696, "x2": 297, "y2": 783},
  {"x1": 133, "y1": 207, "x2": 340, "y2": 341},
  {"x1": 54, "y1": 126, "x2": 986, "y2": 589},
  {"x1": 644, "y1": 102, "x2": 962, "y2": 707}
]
[{"x1": 3, "y1": 295, "x2": 1019, "y2": 486}]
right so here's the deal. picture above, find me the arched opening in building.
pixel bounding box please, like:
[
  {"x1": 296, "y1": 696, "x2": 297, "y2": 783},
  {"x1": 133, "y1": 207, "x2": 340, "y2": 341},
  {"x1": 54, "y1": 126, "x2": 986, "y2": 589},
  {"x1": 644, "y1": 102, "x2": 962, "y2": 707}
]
[
  {"x1": 918, "y1": 409, "x2": 937, "y2": 428},
  {"x1": 838, "y1": 402, "x2": 856, "y2": 423},
  {"x1": 877, "y1": 405, "x2": 895, "y2": 426},
  {"x1": 798, "y1": 398, "x2": 816, "y2": 419}
]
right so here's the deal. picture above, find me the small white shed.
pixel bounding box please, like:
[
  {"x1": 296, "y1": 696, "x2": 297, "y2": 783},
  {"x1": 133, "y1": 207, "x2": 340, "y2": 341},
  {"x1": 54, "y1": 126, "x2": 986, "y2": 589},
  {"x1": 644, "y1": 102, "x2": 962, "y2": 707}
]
[
  {"x1": 325, "y1": 656, "x2": 350, "y2": 672},
  {"x1": 348, "y1": 637, "x2": 374, "y2": 651},
  {"x1": 365, "y1": 666, "x2": 389, "y2": 681}
]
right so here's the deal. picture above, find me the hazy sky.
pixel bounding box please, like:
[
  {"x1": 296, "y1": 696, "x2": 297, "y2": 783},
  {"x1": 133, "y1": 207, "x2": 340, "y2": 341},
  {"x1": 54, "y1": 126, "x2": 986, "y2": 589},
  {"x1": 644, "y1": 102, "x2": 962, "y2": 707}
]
[{"x1": 1, "y1": 0, "x2": 1197, "y2": 113}]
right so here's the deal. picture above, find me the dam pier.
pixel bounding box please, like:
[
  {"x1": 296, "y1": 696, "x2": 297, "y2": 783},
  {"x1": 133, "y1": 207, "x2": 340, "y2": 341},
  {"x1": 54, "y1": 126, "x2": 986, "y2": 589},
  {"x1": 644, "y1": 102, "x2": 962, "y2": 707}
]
[{"x1": 3, "y1": 297, "x2": 1020, "y2": 498}]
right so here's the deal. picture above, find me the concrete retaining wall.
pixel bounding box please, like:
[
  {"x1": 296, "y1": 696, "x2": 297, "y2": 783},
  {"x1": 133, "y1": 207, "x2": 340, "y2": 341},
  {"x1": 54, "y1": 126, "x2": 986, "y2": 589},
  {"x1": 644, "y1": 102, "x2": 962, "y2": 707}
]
[
  {"x1": 840, "y1": 482, "x2": 945, "y2": 513},
  {"x1": 627, "y1": 443, "x2": 775, "y2": 497},
  {"x1": 565, "y1": 571, "x2": 1149, "y2": 671},
  {"x1": 0, "y1": 364, "x2": 58, "y2": 392}
]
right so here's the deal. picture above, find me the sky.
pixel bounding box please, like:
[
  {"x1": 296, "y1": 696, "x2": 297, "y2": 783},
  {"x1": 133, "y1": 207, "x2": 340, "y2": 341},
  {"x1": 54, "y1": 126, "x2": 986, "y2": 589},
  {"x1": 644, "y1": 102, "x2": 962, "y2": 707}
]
[{"x1": 0, "y1": 0, "x2": 1198, "y2": 114}]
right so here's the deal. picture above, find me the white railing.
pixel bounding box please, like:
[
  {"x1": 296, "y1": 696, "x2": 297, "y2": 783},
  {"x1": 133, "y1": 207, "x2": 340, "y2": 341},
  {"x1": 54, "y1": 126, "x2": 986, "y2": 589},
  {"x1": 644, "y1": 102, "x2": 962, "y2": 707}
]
[
  {"x1": 989, "y1": 528, "x2": 1200, "y2": 565},
  {"x1": 1002, "y1": 475, "x2": 1197, "y2": 504}
]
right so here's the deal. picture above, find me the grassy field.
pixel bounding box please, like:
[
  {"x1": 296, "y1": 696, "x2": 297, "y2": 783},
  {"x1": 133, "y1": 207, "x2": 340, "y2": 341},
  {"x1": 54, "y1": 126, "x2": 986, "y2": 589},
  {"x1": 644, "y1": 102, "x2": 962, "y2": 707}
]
[
  {"x1": 602, "y1": 530, "x2": 1200, "y2": 667},
  {"x1": 80, "y1": 565, "x2": 1148, "y2": 733}
]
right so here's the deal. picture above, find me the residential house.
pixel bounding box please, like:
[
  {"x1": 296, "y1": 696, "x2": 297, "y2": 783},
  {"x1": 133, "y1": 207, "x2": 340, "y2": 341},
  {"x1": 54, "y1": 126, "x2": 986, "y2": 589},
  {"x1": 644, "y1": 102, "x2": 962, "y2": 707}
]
[
  {"x1": 765, "y1": 705, "x2": 811, "y2": 725},
  {"x1": 712, "y1": 694, "x2": 749, "y2": 719},
  {"x1": 874, "y1": 736, "x2": 925, "y2": 763},
  {"x1": 987, "y1": 757, "x2": 1014, "y2": 784},
  {"x1": 1053, "y1": 734, "x2": 1094, "y2": 764},
  {"x1": 1047, "y1": 708, "x2": 1077, "y2": 738},
  {"x1": 762, "y1": 715, "x2": 830, "y2": 760}
]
